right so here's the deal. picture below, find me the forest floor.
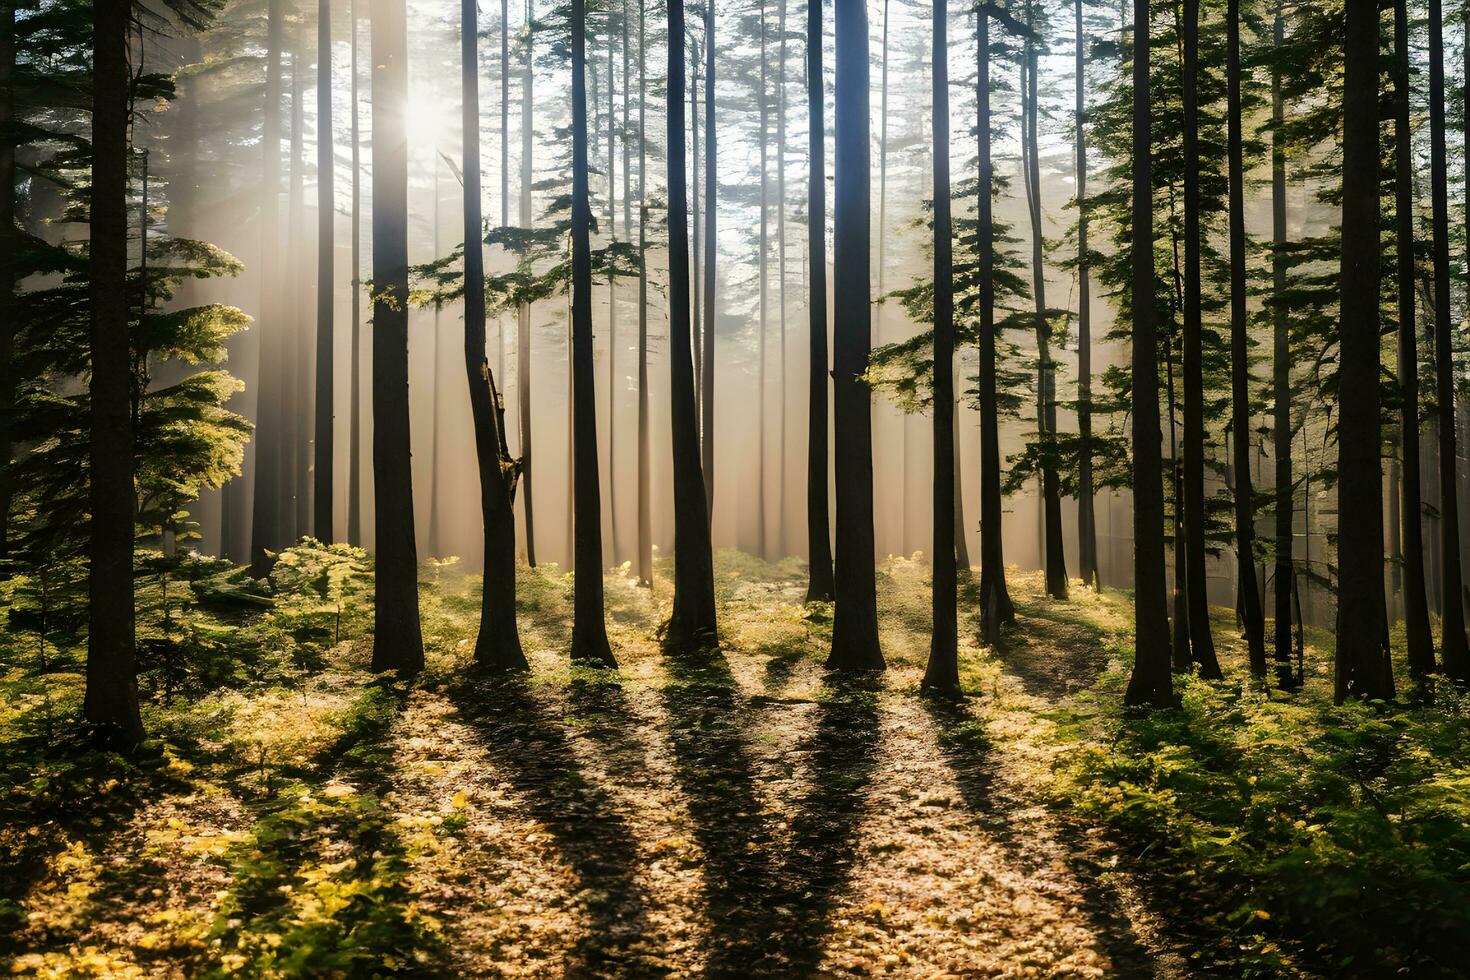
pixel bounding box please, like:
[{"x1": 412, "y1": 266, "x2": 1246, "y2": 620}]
[{"x1": 2, "y1": 550, "x2": 1467, "y2": 977}]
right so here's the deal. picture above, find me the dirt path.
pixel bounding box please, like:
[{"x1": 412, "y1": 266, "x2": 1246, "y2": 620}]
[{"x1": 384, "y1": 564, "x2": 1181, "y2": 978}]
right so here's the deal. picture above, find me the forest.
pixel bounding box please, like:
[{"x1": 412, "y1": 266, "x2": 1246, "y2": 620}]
[{"x1": 4, "y1": 0, "x2": 1470, "y2": 973}]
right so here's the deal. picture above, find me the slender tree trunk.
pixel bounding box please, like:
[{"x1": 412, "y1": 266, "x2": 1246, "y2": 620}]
[
  {"x1": 776, "y1": 0, "x2": 788, "y2": 559},
  {"x1": 569, "y1": 0, "x2": 617, "y2": 667},
  {"x1": 978, "y1": 9, "x2": 1014, "y2": 641},
  {"x1": 757, "y1": 0, "x2": 769, "y2": 559},
  {"x1": 636, "y1": 0, "x2": 651, "y2": 588},
  {"x1": 805, "y1": 0, "x2": 834, "y2": 602},
  {"x1": 518, "y1": 0, "x2": 535, "y2": 566},
  {"x1": 0, "y1": 0, "x2": 15, "y2": 567},
  {"x1": 828, "y1": 0, "x2": 883, "y2": 671},
  {"x1": 86, "y1": 0, "x2": 144, "y2": 745},
  {"x1": 251, "y1": 0, "x2": 285, "y2": 576},
  {"x1": 1428, "y1": 0, "x2": 1470, "y2": 678},
  {"x1": 691, "y1": 37, "x2": 702, "y2": 415},
  {"x1": 463, "y1": 0, "x2": 527, "y2": 669},
  {"x1": 1023, "y1": 31, "x2": 1067, "y2": 600},
  {"x1": 1335, "y1": 0, "x2": 1391, "y2": 701},
  {"x1": 428, "y1": 163, "x2": 444, "y2": 557},
  {"x1": 348, "y1": 0, "x2": 363, "y2": 546},
  {"x1": 701, "y1": 1, "x2": 716, "y2": 519},
  {"x1": 1227, "y1": 0, "x2": 1265, "y2": 676},
  {"x1": 369, "y1": 0, "x2": 425, "y2": 674},
  {"x1": 1181, "y1": 0, "x2": 1219, "y2": 674},
  {"x1": 606, "y1": 18, "x2": 619, "y2": 566},
  {"x1": 314, "y1": 0, "x2": 335, "y2": 541},
  {"x1": 1124, "y1": 0, "x2": 1174, "y2": 709},
  {"x1": 1392, "y1": 0, "x2": 1434, "y2": 677},
  {"x1": 1075, "y1": 0, "x2": 1097, "y2": 590},
  {"x1": 1270, "y1": 1, "x2": 1294, "y2": 682},
  {"x1": 925, "y1": 0, "x2": 958, "y2": 693},
  {"x1": 289, "y1": 49, "x2": 310, "y2": 539},
  {"x1": 665, "y1": 0, "x2": 718, "y2": 650}
]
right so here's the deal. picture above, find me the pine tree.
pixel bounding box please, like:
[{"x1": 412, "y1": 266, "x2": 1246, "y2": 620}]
[
  {"x1": 569, "y1": 0, "x2": 616, "y2": 667},
  {"x1": 665, "y1": 0, "x2": 717, "y2": 652},
  {"x1": 1334, "y1": 0, "x2": 1391, "y2": 701},
  {"x1": 368, "y1": 0, "x2": 424, "y2": 674},
  {"x1": 804, "y1": 0, "x2": 834, "y2": 603},
  {"x1": 828, "y1": 0, "x2": 883, "y2": 671},
  {"x1": 1123, "y1": 0, "x2": 1174, "y2": 709},
  {"x1": 85, "y1": 0, "x2": 145, "y2": 745},
  {"x1": 314, "y1": 0, "x2": 334, "y2": 542}
]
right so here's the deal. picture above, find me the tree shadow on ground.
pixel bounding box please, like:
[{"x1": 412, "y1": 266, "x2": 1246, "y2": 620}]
[
  {"x1": 660, "y1": 651, "x2": 880, "y2": 977},
  {"x1": 922, "y1": 696, "x2": 1161, "y2": 977},
  {"x1": 995, "y1": 598, "x2": 1115, "y2": 698},
  {"x1": 451, "y1": 673, "x2": 669, "y2": 978}
]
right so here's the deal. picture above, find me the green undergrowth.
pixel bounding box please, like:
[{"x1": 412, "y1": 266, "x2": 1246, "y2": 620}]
[{"x1": 1036, "y1": 611, "x2": 1470, "y2": 977}]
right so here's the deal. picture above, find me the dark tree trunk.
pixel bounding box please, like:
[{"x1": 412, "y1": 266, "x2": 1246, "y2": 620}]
[
  {"x1": 86, "y1": 0, "x2": 143, "y2": 745},
  {"x1": 925, "y1": 0, "x2": 958, "y2": 693},
  {"x1": 805, "y1": 0, "x2": 834, "y2": 603},
  {"x1": 1393, "y1": 0, "x2": 1435, "y2": 677},
  {"x1": 1181, "y1": 0, "x2": 1220, "y2": 675},
  {"x1": 664, "y1": 0, "x2": 718, "y2": 651},
  {"x1": 827, "y1": 0, "x2": 883, "y2": 671},
  {"x1": 636, "y1": 0, "x2": 651, "y2": 588},
  {"x1": 0, "y1": 0, "x2": 14, "y2": 567},
  {"x1": 348, "y1": 0, "x2": 363, "y2": 547},
  {"x1": 1335, "y1": 0, "x2": 1391, "y2": 701},
  {"x1": 757, "y1": 0, "x2": 769, "y2": 558},
  {"x1": 569, "y1": 0, "x2": 617, "y2": 667},
  {"x1": 1428, "y1": 0, "x2": 1470, "y2": 678},
  {"x1": 606, "y1": 18, "x2": 619, "y2": 567},
  {"x1": 518, "y1": 0, "x2": 535, "y2": 566},
  {"x1": 701, "y1": 1, "x2": 715, "y2": 518},
  {"x1": 978, "y1": 9, "x2": 1015, "y2": 642},
  {"x1": 251, "y1": 0, "x2": 285, "y2": 576},
  {"x1": 288, "y1": 49, "x2": 309, "y2": 540},
  {"x1": 1124, "y1": 0, "x2": 1174, "y2": 709},
  {"x1": 1075, "y1": 0, "x2": 1098, "y2": 589},
  {"x1": 1227, "y1": 0, "x2": 1265, "y2": 676},
  {"x1": 314, "y1": 0, "x2": 334, "y2": 541},
  {"x1": 1022, "y1": 32, "x2": 1067, "y2": 600},
  {"x1": 369, "y1": 0, "x2": 425, "y2": 674},
  {"x1": 464, "y1": 0, "x2": 527, "y2": 670},
  {"x1": 1270, "y1": 1, "x2": 1294, "y2": 683}
]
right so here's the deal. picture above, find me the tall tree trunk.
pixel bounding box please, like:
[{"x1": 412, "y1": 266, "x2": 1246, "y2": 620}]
[
  {"x1": 1023, "y1": 30, "x2": 1068, "y2": 600},
  {"x1": 665, "y1": 0, "x2": 718, "y2": 650},
  {"x1": 315, "y1": 0, "x2": 335, "y2": 541},
  {"x1": 86, "y1": 0, "x2": 144, "y2": 745},
  {"x1": 428, "y1": 164, "x2": 444, "y2": 557},
  {"x1": 1270, "y1": 0, "x2": 1294, "y2": 682},
  {"x1": 0, "y1": 0, "x2": 14, "y2": 567},
  {"x1": 1428, "y1": 0, "x2": 1470, "y2": 678},
  {"x1": 828, "y1": 0, "x2": 883, "y2": 671},
  {"x1": 1124, "y1": 0, "x2": 1174, "y2": 709},
  {"x1": 805, "y1": 0, "x2": 834, "y2": 602},
  {"x1": 251, "y1": 0, "x2": 285, "y2": 576},
  {"x1": 1227, "y1": 0, "x2": 1265, "y2": 676},
  {"x1": 1334, "y1": 0, "x2": 1391, "y2": 701},
  {"x1": 348, "y1": 0, "x2": 363, "y2": 546},
  {"x1": 1181, "y1": 0, "x2": 1219, "y2": 674},
  {"x1": 757, "y1": 0, "x2": 769, "y2": 559},
  {"x1": 464, "y1": 0, "x2": 527, "y2": 669},
  {"x1": 776, "y1": 0, "x2": 788, "y2": 559},
  {"x1": 978, "y1": 9, "x2": 1014, "y2": 641},
  {"x1": 606, "y1": 18, "x2": 619, "y2": 566},
  {"x1": 691, "y1": 37, "x2": 702, "y2": 418},
  {"x1": 289, "y1": 48, "x2": 309, "y2": 540},
  {"x1": 925, "y1": 0, "x2": 958, "y2": 693},
  {"x1": 1075, "y1": 0, "x2": 1098, "y2": 590},
  {"x1": 518, "y1": 0, "x2": 536, "y2": 566},
  {"x1": 636, "y1": 0, "x2": 651, "y2": 588},
  {"x1": 1392, "y1": 0, "x2": 1434, "y2": 676},
  {"x1": 369, "y1": 0, "x2": 425, "y2": 674},
  {"x1": 701, "y1": 1, "x2": 715, "y2": 518},
  {"x1": 569, "y1": 0, "x2": 617, "y2": 667}
]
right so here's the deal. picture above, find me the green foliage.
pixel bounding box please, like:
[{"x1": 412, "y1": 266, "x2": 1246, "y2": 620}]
[{"x1": 1064, "y1": 681, "x2": 1470, "y2": 976}]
